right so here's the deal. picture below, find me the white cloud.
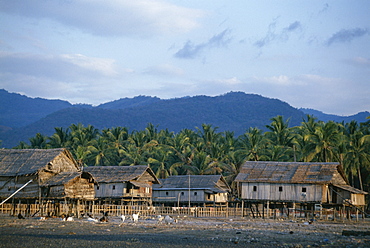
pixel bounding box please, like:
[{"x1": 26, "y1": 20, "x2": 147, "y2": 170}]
[
  {"x1": 60, "y1": 54, "x2": 118, "y2": 76},
  {"x1": 0, "y1": 0, "x2": 204, "y2": 37},
  {"x1": 143, "y1": 64, "x2": 184, "y2": 77}
]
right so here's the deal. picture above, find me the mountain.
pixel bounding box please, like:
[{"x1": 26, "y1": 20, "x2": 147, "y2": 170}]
[
  {"x1": 0, "y1": 90, "x2": 368, "y2": 148},
  {"x1": 0, "y1": 91, "x2": 307, "y2": 148},
  {"x1": 0, "y1": 89, "x2": 72, "y2": 128},
  {"x1": 300, "y1": 108, "x2": 370, "y2": 123},
  {"x1": 97, "y1": 95, "x2": 161, "y2": 109}
]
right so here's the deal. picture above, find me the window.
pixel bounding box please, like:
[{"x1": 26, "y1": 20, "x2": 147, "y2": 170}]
[
  {"x1": 165, "y1": 192, "x2": 169, "y2": 196},
  {"x1": 97, "y1": 186, "x2": 100, "y2": 190},
  {"x1": 279, "y1": 186, "x2": 283, "y2": 192},
  {"x1": 194, "y1": 192, "x2": 197, "y2": 196},
  {"x1": 181, "y1": 192, "x2": 184, "y2": 196},
  {"x1": 253, "y1": 186, "x2": 257, "y2": 192},
  {"x1": 112, "y1": 185, "x2": 116, "y2": 190},
  {"x1": 302, "y1": 187, "x2": 307, "y2": 193}
]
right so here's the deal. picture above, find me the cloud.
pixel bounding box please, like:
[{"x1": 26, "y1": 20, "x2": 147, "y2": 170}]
[
  {"x1": 143, "y1": 64, "x2": 184, "y2": 77},
  {"x1": 326, "y1": 28, "x2": 369, "y2": 45},
  {"x1": 0, "y1": 0, "x2": 204, "y2": 37},
  {"x1": 0, "y1": 52, "x2": 119, "y2": 79},
  {"x1": 174, "y1": 29, "x2": 231, "y2": 59},
  {"x1": 254, "y1": 20, "x2": 302, "y2": 48}
]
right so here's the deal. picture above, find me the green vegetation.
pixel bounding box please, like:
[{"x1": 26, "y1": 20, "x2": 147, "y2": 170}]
[{"x1": 14, "y1": 115, "x2": 370, "y2": 193}]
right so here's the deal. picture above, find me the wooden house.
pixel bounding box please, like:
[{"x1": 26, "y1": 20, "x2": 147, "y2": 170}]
[
  {"x1": 152, "y1": 175, "x2": 231, "y2": 207},
  {"x1": 0, "y1": 148, "x2": 81, "y2": 201},
  {"x1": 83, "y1": 165, "x2": 160, "y2": 204},
  {"x1": 234, "y1": 161, "x2": 368, "y2": 207},
  {"x1": 41, "y1": 171, "x2": 95, "y2": 200}
]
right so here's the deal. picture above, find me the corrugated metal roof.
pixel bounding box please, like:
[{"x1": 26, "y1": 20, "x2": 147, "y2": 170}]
[
  {"x1": 84, "y1": 165, "x2": 159, "y2": 184},
  {"x1": 0, "y1": 148, "x2": 73, "y2": 176},
  {"x1": 154, "y1": 175, "x2": 231, "y2": 193},
  {"x1": 235, "y1": 161, "x2": 346, "y2": 184}
]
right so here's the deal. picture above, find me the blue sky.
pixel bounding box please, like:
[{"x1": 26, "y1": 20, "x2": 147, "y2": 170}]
[{"x1": 0, "y1": 0, "x2": 369, "y2": 115}]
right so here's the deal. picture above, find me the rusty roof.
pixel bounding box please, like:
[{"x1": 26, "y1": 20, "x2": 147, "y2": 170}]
[{"x1": 235, "y1": 161, "x2": 347, "y2": 185}]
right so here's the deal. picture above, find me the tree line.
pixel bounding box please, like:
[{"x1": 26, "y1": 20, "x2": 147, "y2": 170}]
[{"x1": 14, "y1": 115, "x2": 370, "y2": 192}]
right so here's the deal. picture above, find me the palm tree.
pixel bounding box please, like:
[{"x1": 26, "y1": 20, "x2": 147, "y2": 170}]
[
  {"x1": 237, "y1": 127, "x2": 266, "y2": 161},
  {"x1": 265, "y1": 116, "x2": 295, "y2": 147},
  {"x1": 304, "y1": 121, "x2": 343, "y2": 162},
  {"x1": 184, "y1": 151, "x2": 222, "y2": 175},
  {"x1": 147, "y1": 145, "x2": 180, "y2": 179},
  {"x1": 344, "y1": 130, "x2": 370, "y2": 190},
  {"x1": 88, "y1": 136, "x2": 116, "y2": 166},
  {"x1": 29, "y1": 133, "x2": 48, "y2": 149},
  {"x1": 47, "y1": 127, "x2": 71, "y2": 148}
]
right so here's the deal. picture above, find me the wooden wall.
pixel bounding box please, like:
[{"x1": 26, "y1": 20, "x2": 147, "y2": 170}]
[
  {"x1": 153, "y1": 189, "x2": 228, "y2": 204},
  {"x1": 95, "y1": 183, "x2": 126, "y2": 198},
  {"x1": 240, "y1": 182, "x2": 324, "y2": 202},
  {"x1": 0, "y1": 175, "x2": 39, "y2": 199}
]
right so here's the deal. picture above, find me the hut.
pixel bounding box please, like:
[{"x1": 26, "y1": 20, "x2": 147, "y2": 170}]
[
  {"x1": 41, "y1": 171, "x2": 95, "y2": 200},
  {"x1": 152, "y1": 175, "x2": 231, "y2": 207},
  {"x1": 0, "y1": 148, "x2": 94, "y2": 216},
  {"x1": 234, "y1": 161, "x2": 368, "y2": 218},
  {"x1": 0, "y1": 148, "x2": 80, "y2": 200},
  {"x1": 83, "y1": 165, "x2": 160, "y2": 205}
]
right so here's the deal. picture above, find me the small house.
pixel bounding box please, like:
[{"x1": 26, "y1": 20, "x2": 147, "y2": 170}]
[
  {"x1": 83, "y1": 165, "x2": 160, "y2": 204},
  {"x1": 152, "y1": 175, "x2": 231, "y2": 207},
  {"x1": 234, "y1": 161, "x2": 367, "y2": 207},
  {"x1": 0, "y1": 148, "x2": 81, "y2": 200},
  {"x1": 41, "y1": 171, "x2": 96, "y2": 200}
]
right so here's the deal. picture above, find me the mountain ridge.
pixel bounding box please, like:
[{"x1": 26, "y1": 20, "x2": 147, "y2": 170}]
[{"x1": 0, "y1": 89, "x2": 369, "y2": 148}]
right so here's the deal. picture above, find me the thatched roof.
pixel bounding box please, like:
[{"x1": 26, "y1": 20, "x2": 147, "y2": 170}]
[
  {"x1": 41, "y1": 171, "x2": 95, "y2": 186},
  {"x1": 334, "y1": 184, "x2": 368, "y2": 195},
  {"x1": 154, "y1": 175, "x2": 231, "y2": 193},
  {"x1": 83, "y1": 165, "x2": 159, "y2": 184},
  {"x1": 0, "y1": 148, "x2": 78, "y2": 177},
  {"x1": 235, "y1": 161, "x2": 348, "y2": 185}
]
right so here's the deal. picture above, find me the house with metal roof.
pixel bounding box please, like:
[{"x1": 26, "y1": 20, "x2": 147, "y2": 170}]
[
  {"x1": 83, "y1": 165, "x2": 159, "y2": 204},
  {"x1": 234, "y1": 161, "x2": 367, "y2": 207},
  {"x1": 152, "y1": 175, "x2": 231, "y2": 207}
]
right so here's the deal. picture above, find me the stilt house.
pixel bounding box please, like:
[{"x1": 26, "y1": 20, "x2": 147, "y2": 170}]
[
  {"x1": 0, "y1": 149, "x2": 93, "y2": 201},
  {"x1": 152, "y1": 175, "x2": 231, "y2": 207},
  {"x1": 83, "y1": 165, "x2": 160, "y2": 204},
  {"x1": 235, "y1": 161, "x2": 368, "y2": 207}
]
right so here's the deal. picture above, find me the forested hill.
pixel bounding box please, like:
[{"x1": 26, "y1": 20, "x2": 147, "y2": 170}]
[
  {"x1": 0, "y1": 90, "x2": 369, "y2": 148},
  {"x1": 0, "y1": 91, "x2": 306, "y2": 147}
]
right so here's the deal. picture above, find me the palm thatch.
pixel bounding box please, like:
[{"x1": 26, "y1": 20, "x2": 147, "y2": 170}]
[
  {"x1": 83, "y1": 165, "x2": 159, "y2": 184},
  {"x1": 0, "y1": 148, "x2": 79, "y2": 176}
]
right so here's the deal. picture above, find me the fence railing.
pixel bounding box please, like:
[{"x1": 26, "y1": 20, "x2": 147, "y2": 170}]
[{"x1": 0, "y1": 202, "x2": 365, "y2": 221}]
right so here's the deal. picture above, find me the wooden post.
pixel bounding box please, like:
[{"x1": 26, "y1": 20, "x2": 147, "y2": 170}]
[{"x1": 241, "y1": 200, "x2": 244, "y2": 217}]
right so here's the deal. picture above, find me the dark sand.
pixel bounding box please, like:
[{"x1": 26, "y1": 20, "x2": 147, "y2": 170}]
[{"x1": 0, "y1": 215, "x2": 369, "y2": 247}]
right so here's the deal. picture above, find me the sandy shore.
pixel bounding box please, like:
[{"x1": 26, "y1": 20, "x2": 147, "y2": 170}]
[{"x1": 0, "y1": 215, "x2": 369, "y2": 247}]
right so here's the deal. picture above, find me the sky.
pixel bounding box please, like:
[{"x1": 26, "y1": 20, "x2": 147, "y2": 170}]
[{"x1": 0, "y1": 0, "x2": 369, "y2": 116}]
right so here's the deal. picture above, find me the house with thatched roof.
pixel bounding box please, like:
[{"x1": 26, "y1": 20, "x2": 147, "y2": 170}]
[
  {"x1": 152, "y1": 175, "x2": 231, "y2": 207},
  {"x1": 83, "y1": 165, "x2": 160, "y2": 204},
  {"x1": 41, "y1": 171, "x2": 95, "y2": 201},
  {"x1": 234, "y1": 161, "x2": 367, "y2": 207},
  {"x1": 0, "y1": 148, "x2": 86, "y2": 201}
]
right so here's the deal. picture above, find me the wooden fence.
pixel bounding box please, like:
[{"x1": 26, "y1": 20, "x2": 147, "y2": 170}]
[{"x1": 0, "y1": 202, "x2": 365, "y2": 221}]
